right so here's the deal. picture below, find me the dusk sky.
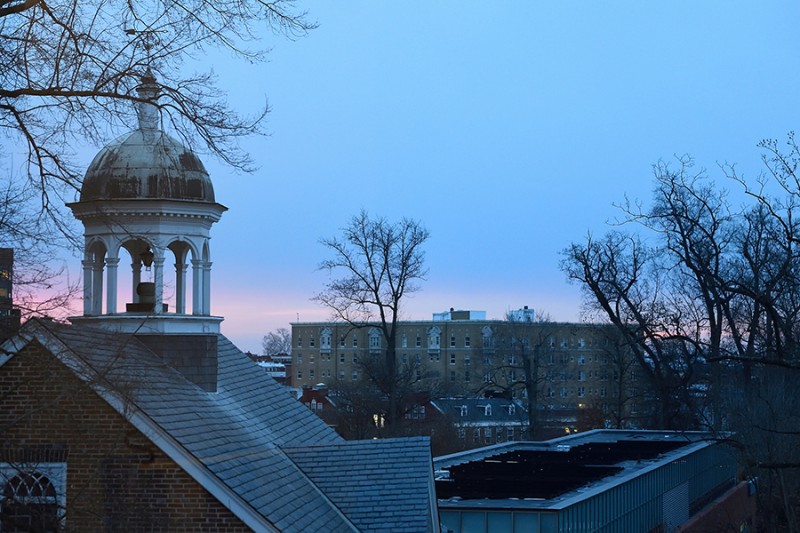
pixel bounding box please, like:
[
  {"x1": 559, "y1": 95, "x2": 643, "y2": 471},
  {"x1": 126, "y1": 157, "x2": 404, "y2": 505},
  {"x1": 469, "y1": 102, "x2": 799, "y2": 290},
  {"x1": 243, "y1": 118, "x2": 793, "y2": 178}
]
[{"x1": 62, "y1": 2, "x2": 800, "y2": 352}]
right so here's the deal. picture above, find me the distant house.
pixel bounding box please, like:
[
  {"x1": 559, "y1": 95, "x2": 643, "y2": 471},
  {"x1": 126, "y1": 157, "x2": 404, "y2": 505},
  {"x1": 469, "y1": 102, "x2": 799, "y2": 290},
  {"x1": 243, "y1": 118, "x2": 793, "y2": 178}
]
[
  {"x1": 245, "y1": 351, "x2": 289, "y2": 384},
  {"x1": 432, "y1": 398, "x2": 529, "y2": 450}
]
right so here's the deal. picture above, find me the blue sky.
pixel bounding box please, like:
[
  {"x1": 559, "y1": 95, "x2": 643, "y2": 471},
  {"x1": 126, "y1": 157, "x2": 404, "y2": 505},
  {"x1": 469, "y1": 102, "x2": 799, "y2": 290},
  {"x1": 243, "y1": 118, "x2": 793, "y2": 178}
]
[{"x1": 65, "y1": 2, "x2": 800, "y2": 351}]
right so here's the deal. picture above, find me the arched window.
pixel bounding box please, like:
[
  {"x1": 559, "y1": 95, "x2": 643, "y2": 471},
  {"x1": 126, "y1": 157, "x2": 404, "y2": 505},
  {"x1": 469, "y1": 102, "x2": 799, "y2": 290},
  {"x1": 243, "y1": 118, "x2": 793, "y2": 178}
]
[{"x1": 1, "y1": 468, "x2": 62, "y2": 533}]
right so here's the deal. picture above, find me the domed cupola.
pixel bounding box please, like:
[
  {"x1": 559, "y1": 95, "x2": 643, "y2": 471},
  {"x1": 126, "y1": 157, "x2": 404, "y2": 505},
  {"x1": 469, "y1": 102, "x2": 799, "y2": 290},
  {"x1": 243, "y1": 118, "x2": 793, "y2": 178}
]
[
  {"x1": 68, "y1": 70, "x2": 227, "y2": 335},
  {"x1": 80, "y1": 71, "x2": 215, "y2": 203}
]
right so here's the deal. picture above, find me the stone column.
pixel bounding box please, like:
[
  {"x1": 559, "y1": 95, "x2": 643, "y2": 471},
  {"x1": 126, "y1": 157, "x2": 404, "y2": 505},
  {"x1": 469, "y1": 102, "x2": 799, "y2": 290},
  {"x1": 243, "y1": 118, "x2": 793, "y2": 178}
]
[
  {"x1": 153, "y1": 256, "x2": 165, "y2": 314},
  {"x1": 82, "y1": 259, "x2": 94, "y2": 316},
  {"x1": 175, "y1": 259, "x2": 187, "y2": 314},
  {"x1": 192, "y1": 259, "x2": 202, "y2": 315},
  {"x1": 202, "y1": 261, "x2": 212, "y2": 315},
  {"x1": 91, "y1": 260, "x2": 104, "y2": 315},
  {"x1": 105, "y1": 257, "x2": 119, "y2": 314}
]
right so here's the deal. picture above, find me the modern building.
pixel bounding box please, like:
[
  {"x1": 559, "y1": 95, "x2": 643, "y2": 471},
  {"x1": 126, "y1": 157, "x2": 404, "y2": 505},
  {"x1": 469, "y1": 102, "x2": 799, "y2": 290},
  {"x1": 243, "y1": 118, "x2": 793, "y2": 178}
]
[
  {"x1": 0, "y1": 74, "x2": 438, "y2": 532},
  {"x1": 434, "y1": 429, "x2": 755, "y2": 533},
  {"x1": 291, "y1": 313, "x2": 649, "y2": 436}
]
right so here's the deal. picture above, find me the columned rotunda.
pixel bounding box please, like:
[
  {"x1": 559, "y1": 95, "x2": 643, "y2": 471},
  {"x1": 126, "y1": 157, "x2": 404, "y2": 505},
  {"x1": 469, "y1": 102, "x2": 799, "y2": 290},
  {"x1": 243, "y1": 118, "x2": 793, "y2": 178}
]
[{"x1": 67, "y1": 72, "x2": 227, "y2": 334}]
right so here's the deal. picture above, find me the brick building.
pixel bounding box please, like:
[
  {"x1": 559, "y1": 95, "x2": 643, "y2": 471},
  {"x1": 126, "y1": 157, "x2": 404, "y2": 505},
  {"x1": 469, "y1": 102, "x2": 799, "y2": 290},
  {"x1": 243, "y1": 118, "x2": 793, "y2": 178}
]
[
  {"x1": 0, "y1": 248, "x2": 21, "y2": 342},
  {"x1": 0, "y1": 82, "x2": 439, "y2": 532},
  {"x1": 291, "y1": 310, "x2": 649, "y2": 434}
]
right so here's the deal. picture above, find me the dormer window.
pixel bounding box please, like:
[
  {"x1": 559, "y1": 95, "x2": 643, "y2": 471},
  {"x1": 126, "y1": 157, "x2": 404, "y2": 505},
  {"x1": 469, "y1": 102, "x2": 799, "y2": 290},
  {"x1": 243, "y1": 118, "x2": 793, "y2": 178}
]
[
  {"x1": 460, "y1": 405, "x2": 467, "y2": 417},
  {"x1": 484, "y1": 405, "x2": 492, "y2": 416},
  {"x1": 508, "y1": 404, "x2": 515, "y2": 415}
]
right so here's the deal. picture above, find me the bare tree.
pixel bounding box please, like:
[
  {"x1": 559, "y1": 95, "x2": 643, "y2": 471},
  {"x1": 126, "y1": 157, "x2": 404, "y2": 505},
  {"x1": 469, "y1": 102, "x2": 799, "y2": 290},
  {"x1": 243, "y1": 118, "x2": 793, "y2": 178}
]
[
  {"x1": 1, "y1": 0, "x2": 314, "y2": 317},
  {"x1": 314, "y1": 210, "x2": 430, "y2": 432},
  {"x1": 561, "y1": 146, "x2": 800, "y2": 529},
  {"x1": 261, "y1": 327, "x2": 291, "y2": 355}
]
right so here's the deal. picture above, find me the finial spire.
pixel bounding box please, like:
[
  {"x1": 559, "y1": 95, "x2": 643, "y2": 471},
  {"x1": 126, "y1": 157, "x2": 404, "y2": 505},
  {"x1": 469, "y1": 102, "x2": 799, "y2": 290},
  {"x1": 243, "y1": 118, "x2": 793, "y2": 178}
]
[{"x1": 136, "y1": 68, "x2": 160, "y2": 132}]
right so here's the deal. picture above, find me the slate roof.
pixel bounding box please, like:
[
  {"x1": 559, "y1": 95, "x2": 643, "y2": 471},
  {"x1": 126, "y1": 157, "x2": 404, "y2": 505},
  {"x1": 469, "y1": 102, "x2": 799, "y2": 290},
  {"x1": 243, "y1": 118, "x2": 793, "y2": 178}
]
[
  {"x1": 433, "y1": 398, "x2": 529, "y2": 427},
  {"x1": 4, "y1": 319, "x2": 438, "y2": 532},
  {"x1": 284, "y1": 437, "x2": 436, "y2": 533}
]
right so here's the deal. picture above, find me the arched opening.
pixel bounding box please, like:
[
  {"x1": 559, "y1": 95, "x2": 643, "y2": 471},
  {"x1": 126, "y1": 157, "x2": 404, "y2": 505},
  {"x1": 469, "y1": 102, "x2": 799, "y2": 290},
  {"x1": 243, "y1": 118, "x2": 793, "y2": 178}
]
[
  {"x1": 0, "y1": 471, "x2": 60, "y2": 532},
  {"x1": 166, "y1": 240, "x2": 196, "y2": 315},
  {"x1": 119, "y1": 238, "x2": 161, "y2": 314}
]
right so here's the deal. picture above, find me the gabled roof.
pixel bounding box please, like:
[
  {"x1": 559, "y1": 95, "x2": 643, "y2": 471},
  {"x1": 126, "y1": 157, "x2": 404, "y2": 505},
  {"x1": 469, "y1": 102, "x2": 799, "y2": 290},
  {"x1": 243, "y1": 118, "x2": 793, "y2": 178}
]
[
  {"x1": 432, "y1": 398, "x2": 528, "y2": 426},
  {"x1": 2, "y1": 320, "x2": 437, "y2": 531},
  {"x1": 284, "y1": 437, "x2": 437, "y2": 533}
]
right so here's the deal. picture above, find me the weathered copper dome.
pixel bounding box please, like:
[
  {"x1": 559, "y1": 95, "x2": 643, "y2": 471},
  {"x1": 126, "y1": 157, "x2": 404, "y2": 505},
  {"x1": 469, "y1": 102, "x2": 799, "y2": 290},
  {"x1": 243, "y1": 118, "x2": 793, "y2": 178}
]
[
  {"x1": 79, "y1": 71, "x2": 215, "y2": 203},
  {"x1": 80, "y1": 130, "x2": 215, "y2": 202}
]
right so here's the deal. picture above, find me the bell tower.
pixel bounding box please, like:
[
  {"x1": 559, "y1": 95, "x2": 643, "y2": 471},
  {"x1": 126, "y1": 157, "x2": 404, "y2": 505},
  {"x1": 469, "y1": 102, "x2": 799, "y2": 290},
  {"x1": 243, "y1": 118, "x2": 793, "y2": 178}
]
[{"x1": 68, "y1": 71, "x2": 227, "y2": 335}]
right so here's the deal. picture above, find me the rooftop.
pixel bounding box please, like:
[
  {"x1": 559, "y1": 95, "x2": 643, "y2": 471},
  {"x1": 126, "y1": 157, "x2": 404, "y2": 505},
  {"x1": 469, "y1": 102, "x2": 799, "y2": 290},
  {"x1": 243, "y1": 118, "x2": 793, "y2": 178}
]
[{"x1": 434, "y1": 429, "x2": 714, "y2": 509}]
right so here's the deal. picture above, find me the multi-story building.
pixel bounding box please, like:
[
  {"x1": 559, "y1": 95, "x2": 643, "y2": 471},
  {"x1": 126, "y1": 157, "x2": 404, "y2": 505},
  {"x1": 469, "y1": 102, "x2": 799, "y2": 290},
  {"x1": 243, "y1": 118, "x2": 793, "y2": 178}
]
[
  {"x1": 0, "y1": 248, "x2": 21, "y2": 342},
  {"x1": 291, "y1": 308, "x2": 649, "y2": 436}
]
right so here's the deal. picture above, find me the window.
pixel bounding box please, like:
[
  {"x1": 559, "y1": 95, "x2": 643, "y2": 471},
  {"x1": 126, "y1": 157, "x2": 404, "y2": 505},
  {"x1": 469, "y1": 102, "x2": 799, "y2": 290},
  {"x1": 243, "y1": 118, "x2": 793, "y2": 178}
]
[
  {"x1": 416, "y1": 335, "x2": 421, "y2": 348},
  {"x1": 449, "y1": 371, "x2": 456, "y2": 382},
  {"x1": 309, "y1": 336, "x2": 315, "y2": 347},
  {"x1": 460, "y1": 405, "x2": 468, "y2": 417},
  {"x1": 507, "y1": 428, "x2": 515, "y2": 440},
  {"x1": 352, "y1": 336, "x2": 358, "y2": 347},
  {"x1": 484, "y1": 405, "x2": 492, "y2": 416},
  {"x1": 578, "y1": 338, "x2": 585, "y2": 348},
  {"x1": 561, "y1": 338, "x2": 568, "y2": 348},
  {"x1": 508, "y1": 404, "x2": 515, "y2": 415},
  {"x1": 484, "y1": 355, "x2": 491, "y2": 365},
  {"x1": 401, "y1": 334, "x2": 408, "y2": 348},
  {"x1": 483, "y1": 371, "x2": 492, "y2": 383},
  {"x1": 578, "y1": 355, "x2": 585, "y2": 365},
  {"x1": 578, "y1": 387, "x2": 585, "y2": 397},
  {"x1": 369, "y1": 328, "x2": 381, "y2": 351},
  {"x1": 309, "y1": 369, "x2": 315, "y2": 379},
  {"x1": 339, "y1": 335, "x2": 345, "y2": 347},
  {"x1": 352, "y1": 370, "x2": 359, "y2": 380},
  {"x1": 464, "y1": 353, "x2": 470, "y2": 365},
  {"x1": 339, "y1": 353, "x2": 345, "y2": 363},
  {"x1": 309, "y1": 354, "x2": 315, "y2": 364},
  {"x1": 297, "y1": 370, "x2": 303, "y2": 379},
  {"x1": 402, "y1": 353, "x2": 408, "y2": 364},
  {"x1": 473, "y1": 428, "x2": 480, "y2": 441},
  {"x1": 509, "y1": 354, "x2": 518, "y2": 365},
  {"x1": 450, "y1": 335, "x2": 456, "y2": 348},
  {"x1": 449, "y1": 353, "x2": 456, "y2": 366},
  {"x1": 428, "y1": 327, "x2": 441, "y2": 349},
  {"x1": 509, "y1": 370, "x2": 516, "y2": 381},
  {"x1": 560, "y1": 387, "x2": 568, "y2": 398},
  {"x1": 465, "y1": 336, "x2": 471, "y2": 347},
  {"x1": 338, "y1": 370, "x2": 345, "y2": 380},
  {"x1": 578, "y1": 371, "x2": 586, "y2": 381},
  {"x1": 485, "y1": 428, "x2": 493, "y2": 443},
  {"x1": 297, "y1": 336, "x2": 303, "y2": 348},
  {"x1": 458, "y1": 428, "x2": 466, "y2": 439},
  {"x1": 1, "y1": 464, "x2": 66, "y2": 533},
  {"x1": 464, "y1": 370, "x2": 471, "y2": 382},
  {"x1": 320, "y1": 328, "x2": 332, "y2": 350},
  {"x1": 547, "y1": 387, "x2": 555, "y2": 398},
  {"x1": 482, "y1": 326, "x2": 494, "y2": 349}
]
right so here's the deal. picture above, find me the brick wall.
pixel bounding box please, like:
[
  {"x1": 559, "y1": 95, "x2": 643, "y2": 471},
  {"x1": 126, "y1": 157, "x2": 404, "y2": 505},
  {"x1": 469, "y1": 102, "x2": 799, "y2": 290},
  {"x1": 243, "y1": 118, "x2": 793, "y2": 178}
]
[{"x1": 0, "y1": 340, "x2": 253, "y2": 532}]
